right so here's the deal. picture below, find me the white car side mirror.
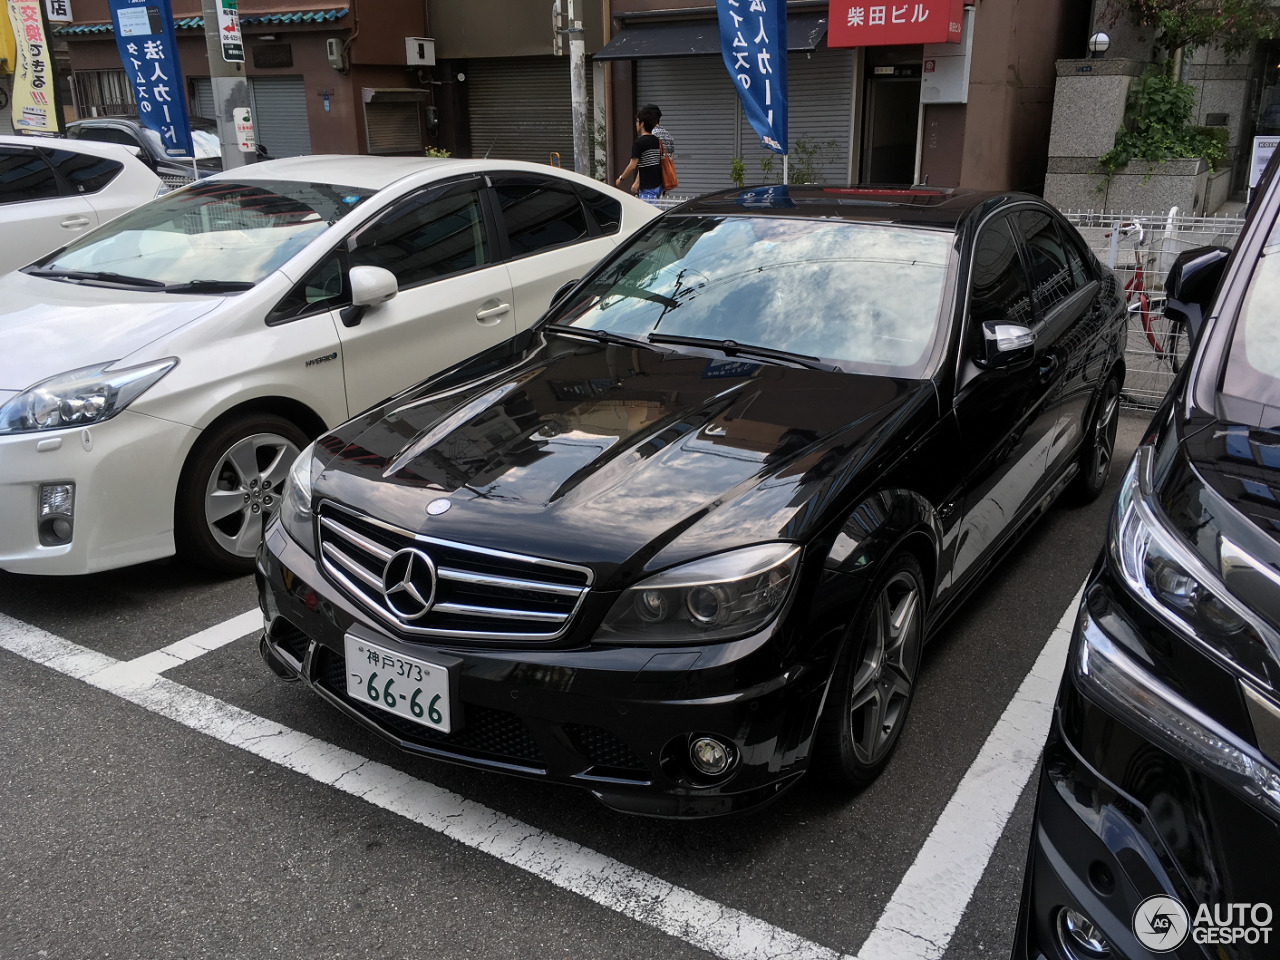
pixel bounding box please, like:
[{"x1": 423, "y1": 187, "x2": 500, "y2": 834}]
[{"x1": 349, "y1": 265, "x2": 398, "y2": 307}]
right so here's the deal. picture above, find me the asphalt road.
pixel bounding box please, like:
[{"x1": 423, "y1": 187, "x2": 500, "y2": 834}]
[{"x1": 0, "y1": 412, "x2": 1151, "y2": 960}]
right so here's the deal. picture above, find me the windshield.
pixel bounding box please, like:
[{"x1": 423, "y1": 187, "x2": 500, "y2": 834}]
[
  {"x1": 1225, "y1": 218, "x2": 1280, "y2": 410},
  {"x1": 37, "y1": 179, "x2": 376, "y2": 287},
  {"x1": 551, "y1": 215, "x2": 952, "y2": 376},
  {"x1": 141, "y1": 125, "x2": 222, "y2": 162}
]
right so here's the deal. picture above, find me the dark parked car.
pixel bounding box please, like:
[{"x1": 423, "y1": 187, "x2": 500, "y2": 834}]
[
  {"x1": 66, "y1": 116, "x2": 267, "y2": 186},
  {"x1": 256, "y1": 185, "x2": 1127, "y2": 817},
  {"x1": 1011, "y1": 173, "x2": 1280, "y2": 952}
]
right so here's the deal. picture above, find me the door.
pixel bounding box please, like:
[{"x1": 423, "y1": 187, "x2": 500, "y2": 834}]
[
  {"x1": 0, "y1": 145, "x2": 98, "y2": 273},
  {"x1": 336, "y1": 176, "x2": 516, "y2": 415},
  {"x1": 949, "y1": 213, "x2": 1061, "y2": 588},
  {"x1": 863, "y1": 77, "x2": 920, "y2": 184},
  {"x1": 487, "y1": 172, "x2": 617, "y2": 329}
]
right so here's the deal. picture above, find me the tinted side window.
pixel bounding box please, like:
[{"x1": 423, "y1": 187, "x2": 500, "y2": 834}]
[
  {"x1": 47, "y1": 149, "x2": 125, "y2": 194},
  {"x1": 579, "y1": 184, "x2": 622, "y2": 235},
  {"x1": 74, "y1": 126, "x2": 142, "y2": 149},
  {"x1": 0, "y1": 147, "x2": 60, "y2": 203},
  {"x1": 1018, "y1": 209, "x2": 1081, "y2": 316},
  {"x1": 350, "y1": 179, "x2": 489, "y2": 288},
  {"x1": 491, "y1": 176, "x2": 589, "y2": 256},
  {"x1": 268, "y1": 250, "x2": 349, "y2": 324},
  {"x1": 970, "y1": 215, "x2": 1033, "y2": 332}
]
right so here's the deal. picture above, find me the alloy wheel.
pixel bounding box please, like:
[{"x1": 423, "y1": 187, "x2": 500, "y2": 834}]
[{"x1": 203, "y1": 431, "x2": 300, "y2": 559}]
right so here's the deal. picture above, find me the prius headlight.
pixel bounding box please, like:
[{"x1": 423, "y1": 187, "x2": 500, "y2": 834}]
[
  {"x1": 279, "y1": 440, "x2": 320, "y2": 557},
  {"x1": 0, "y1": 359, "x2": 177, "y2": 434},
  {"x1": 599, "y1": 543, "x2": 800, "y2": 644},
  {"x1": 1111, "y1": 446, "x2": 1280, "y2": 686}
]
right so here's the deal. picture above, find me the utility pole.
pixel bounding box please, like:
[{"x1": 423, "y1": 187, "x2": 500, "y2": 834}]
[
  {"x1": 199, "y1": 0, "x2": 249, "y2": 169},
  {"x1": 566, "y1": 0, "x2": 589, "y2": 175}
]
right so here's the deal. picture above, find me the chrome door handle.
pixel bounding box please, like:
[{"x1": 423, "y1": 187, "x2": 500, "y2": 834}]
[
  {"x1": 60, "y1": 216, "x2": 92, "y2": 229},
  {"x1": 476, "y1": 302, "x2": 511, "y2": 324}
]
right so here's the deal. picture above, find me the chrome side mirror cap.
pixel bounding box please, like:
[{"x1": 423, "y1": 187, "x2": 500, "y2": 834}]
[{"x1": 979, "y1": 321, "x2": 1035, "y2": 370}]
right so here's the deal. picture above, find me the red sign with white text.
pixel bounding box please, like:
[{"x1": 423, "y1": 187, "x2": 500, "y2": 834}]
[{"x1": 828, "y1": 0, "x2": 964, "y2": 46}]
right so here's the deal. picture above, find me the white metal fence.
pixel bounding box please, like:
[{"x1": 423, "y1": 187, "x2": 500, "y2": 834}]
[{"x1": 1064, "y1": 209, "x2": 1246, "y2": 409}]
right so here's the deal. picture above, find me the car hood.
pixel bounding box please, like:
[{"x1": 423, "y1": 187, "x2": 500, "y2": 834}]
[
  {"x1": 315, "y1": 338, "x2": 935, "y2": 580},
  {"x1": 0, "y1": 272, "x2": 221, "y2": 390}
]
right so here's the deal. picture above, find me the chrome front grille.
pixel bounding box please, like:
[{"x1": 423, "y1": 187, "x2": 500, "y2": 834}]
[{"x1": 317, "y1": 502, "x2": 592, "y2": 643}]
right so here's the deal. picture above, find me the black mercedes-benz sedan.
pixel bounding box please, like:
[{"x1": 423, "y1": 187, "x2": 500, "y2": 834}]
[
  {"x1": 255, "y1": 185, "x2": 1126, "y2": 817},
  {"x1": 1010, "y1": 177, "x2": 1280, "y2": 953}
]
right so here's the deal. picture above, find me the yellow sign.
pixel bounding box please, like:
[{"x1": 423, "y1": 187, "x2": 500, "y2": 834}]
[
  {"x1": 0, "y1": 2, "x2": 16, "y2": 77},
  {"x1": 6, "y1": 0, "x2": 59, "y2": 132}
]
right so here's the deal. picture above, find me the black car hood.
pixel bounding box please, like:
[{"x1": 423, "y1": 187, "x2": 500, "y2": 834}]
[{"x1": 315, "y1": 338, "x2": 935, "y2": 582}]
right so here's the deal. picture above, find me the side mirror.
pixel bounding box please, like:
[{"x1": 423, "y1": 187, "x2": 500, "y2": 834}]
[
  {"x1": 341, "y1": 265, "x2": 398, "y2": 327},
  {"x1": 550, "y1": 279, "x2": 579, "y2": 310},
  {"x1": 1164, "y1": 245, "x2": 1229, "y2": 344},
  {"x1": 978, "y1": 321, "x2": 1035, "y2": 370}
]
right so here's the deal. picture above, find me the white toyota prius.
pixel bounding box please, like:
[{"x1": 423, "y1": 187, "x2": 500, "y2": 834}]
[{"x1": 0, "y1": 155, "x2": 658, "y2": 576}]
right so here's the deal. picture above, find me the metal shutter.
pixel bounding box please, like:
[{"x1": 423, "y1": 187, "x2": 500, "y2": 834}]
[
  {"x1": 467, "y1": 57, "x2": 580, "y2": 167},
  {"x1": 744, "y1": 48, "x2": 854, "y2": 185},
  {"x1": 366, "y1": 101, "x2": 423, "y2": 154},
  {"x1": 636, "y1": 57, "x2": 738, "y2": 197},
  {"x1": 249, "y1": 76, "x2": 312, "y2": 158},
  {"x1": 192, "y1": 79, "x2": 214, "y2": 122}
]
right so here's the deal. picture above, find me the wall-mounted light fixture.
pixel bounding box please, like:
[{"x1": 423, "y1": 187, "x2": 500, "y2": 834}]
[{"x1": 1088, "y1": 32, "x2": 1110, "y2": 59}]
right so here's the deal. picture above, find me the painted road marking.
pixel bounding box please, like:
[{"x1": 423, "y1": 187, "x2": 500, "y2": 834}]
[
  {"x1": 0, "y1": 583, "x2": 1083, "y2": 960},
  {"x1": 857, "y1": 583, "x2": 1084, "y2": 960}
]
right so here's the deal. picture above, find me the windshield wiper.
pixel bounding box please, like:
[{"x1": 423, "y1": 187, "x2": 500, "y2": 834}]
[
  {"x1": 30, "y1": 268, "x2": 166, "y2": 288},
  {"x1": 164, "y1": 280, "x2": 256, "y2": 294},
  {"x1": 543, "y1": 323, "x2": 654, "y2": 348},
  {"x1": 647, "y1": 333, "x2": 839, "y2": 372}
]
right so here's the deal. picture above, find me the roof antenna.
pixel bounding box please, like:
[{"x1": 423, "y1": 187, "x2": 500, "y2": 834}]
[{"x1": 484, "y1": 134, "x2": 500, "y2": 159}]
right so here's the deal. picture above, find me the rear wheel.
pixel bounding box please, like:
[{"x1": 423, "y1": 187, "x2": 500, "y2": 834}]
[
  {"x1": 175, "y1": 414, "x2": 307, "y2": 575},
  {"x1": 813, "y1": 553, "x2": 926, "y2": 788},
  {"x1": 1072, "y1": 373, "x2": 1121, "y2": 505}
]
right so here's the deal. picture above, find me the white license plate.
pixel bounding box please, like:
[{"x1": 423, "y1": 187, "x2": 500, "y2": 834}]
[{"x1": 344, "y1": 634, "x2": 451, "y2": 734}]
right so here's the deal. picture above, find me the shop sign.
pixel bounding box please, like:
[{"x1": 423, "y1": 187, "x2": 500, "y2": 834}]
[{"x1": 828, "y1": 0, "x2": 964, "y2": 47}]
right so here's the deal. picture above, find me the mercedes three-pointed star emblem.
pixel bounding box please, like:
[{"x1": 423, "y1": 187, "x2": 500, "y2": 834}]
[{"x1": 381, "y1": 548, "x2": 438, "y2": 622}]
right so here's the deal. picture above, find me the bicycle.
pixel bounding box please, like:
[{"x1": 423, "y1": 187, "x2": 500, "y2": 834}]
[{"x1": 1105, "y1": 220, "x2": 1190, "y2": 408}]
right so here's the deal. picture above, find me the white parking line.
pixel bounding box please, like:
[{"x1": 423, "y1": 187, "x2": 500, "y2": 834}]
[
  {"x1": 0, "y1": 585, "x2": 1083, "y2": 960},
  {"x1": 857, "y1": 584, "x2": 1084, "y2": 960}
]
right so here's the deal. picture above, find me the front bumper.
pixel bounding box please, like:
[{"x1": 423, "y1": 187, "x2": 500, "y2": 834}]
[
  {"x1": 1012, "y1": 579, "x2": 1280, "y2": 960},
  {"x1": 0, "y1": 411, "x2": 196, "y2": 575},
  {"x1": 255, "y1": 518, "x2": 835, "y2": 818}
]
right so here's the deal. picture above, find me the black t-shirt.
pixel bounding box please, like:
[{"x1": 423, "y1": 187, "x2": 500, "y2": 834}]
[{"x1": 632, "y1": 133, "x2": 662, "y2": 191}]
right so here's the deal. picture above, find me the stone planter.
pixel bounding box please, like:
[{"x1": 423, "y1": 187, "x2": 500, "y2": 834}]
[{"x1": 1044, "y1": 156, "x2": 1217, "y2": 215}]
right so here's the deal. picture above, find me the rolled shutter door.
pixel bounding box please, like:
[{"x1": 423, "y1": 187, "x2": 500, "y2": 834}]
[
  {"x1": 635, "y1": 57, "x2": 738, "y2": 197},
  {"x1": 249, "y1": 76, "x2": 312, "y2": 158},
  {"x1": 467, "y1": 57, "x2": 580, "y2": 167},
  {"x1": 366, "y1": 101, "x2": 423, "y2": 154}
]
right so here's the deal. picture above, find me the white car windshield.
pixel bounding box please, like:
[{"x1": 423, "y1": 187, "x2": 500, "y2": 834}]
[
  {"x1": 552, "y1": 215, "x2": 953, "y2": 376},
  {"x1": 34, "y1": 179, "x2": 376, "y2": 289}
]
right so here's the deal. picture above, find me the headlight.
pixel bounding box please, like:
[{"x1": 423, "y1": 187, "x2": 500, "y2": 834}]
[
  {"x1": 597, "y1": 543, "x2": 800, "y2": 644},
  {"x1": 279, "y1": 439, "x2": 319, "y2": 556},
  {"x1": 0, "y1": 359, "x2": 177, "y2": 435},
  {"x1": 1110, "y1": 446, "x2": 1280, "y2": 686}
]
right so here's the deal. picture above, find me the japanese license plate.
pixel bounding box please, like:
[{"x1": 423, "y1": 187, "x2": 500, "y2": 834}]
[{"x1": 344, "y1": 633, "x2": 451, "y2": 734}]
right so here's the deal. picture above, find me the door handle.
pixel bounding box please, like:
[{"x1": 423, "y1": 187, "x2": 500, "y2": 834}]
[
  {"x1": 60, "y1": 216, "x2": 92, "y2": 229},
  {"x1": 475, "y1": 301, "x2": 511, "y2": 325}
]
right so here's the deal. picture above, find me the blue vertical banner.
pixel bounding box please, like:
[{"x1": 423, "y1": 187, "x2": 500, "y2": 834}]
[
  {"x1": 716, "y1": 0, "x2": 788, "y2": 155},
  {"x1": 107, "y1": 0, "x2": 194, "y2": 159}
]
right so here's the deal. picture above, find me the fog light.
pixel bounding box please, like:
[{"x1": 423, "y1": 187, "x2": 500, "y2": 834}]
[
  {"x1": 1056, "y1": 907, "x2": 1111, "y2": 959},
  {"x1": 38, "y1": 482, "x2": 75, "y2": 546},
  {"x1": 689, "y1": 736, "x2": 733, "y2": 777}
]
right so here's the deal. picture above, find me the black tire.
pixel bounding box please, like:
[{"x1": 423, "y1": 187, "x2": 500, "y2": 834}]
[
  {"x1": 812, "y1": 552, "x2": 926, "y2": 789},
  {"x1": 175, "y1": 414, "x2": 308, "y2": 575},
  {"x1": 1071, "y1": 373, "x2": 1121, "y2": 505}
]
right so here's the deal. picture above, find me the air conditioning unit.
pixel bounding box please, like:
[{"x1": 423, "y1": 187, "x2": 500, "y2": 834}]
[{"x1": 406, "y1": 37, "x2": 436, "y2": 66}]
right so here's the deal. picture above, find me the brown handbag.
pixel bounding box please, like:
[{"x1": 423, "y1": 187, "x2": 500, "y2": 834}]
[{"x1": 659, "y1": 141, "x2": 678, "y2": 193}]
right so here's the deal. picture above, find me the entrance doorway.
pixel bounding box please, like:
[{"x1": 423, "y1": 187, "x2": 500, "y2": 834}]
[{"x1": 862, "y1": 72, "x2": 921, "y2": 184}]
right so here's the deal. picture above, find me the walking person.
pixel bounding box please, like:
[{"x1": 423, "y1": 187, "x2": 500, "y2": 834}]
[
  {"x1": 615, "y1": 105, "x2": 664, "y2": 204},
  {"x1": 647, "y1": 103, "x2": 676, "y2": 159}
]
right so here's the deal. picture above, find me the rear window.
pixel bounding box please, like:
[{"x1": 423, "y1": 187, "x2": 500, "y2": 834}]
[{"x1": 47, "y1": 148, "x2": 124, "y2": 194}]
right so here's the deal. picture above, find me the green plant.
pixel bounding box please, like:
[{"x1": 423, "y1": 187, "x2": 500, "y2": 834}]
[
  {"x1": 730, "y1": 156, "x2": 746, "y2": 188},
  {"x1": 755, "y1": 137, "x2": 840, "y2": 185},
  {"x1": 424, "y1": 146, "x2": 451, "y2": 158},
  {"x1": 1102, "y1": 0, "x2": 1280, "y2": 60},
  {"x1": 1099, "y1": 67, "x2": 1228, "y2": 174}
]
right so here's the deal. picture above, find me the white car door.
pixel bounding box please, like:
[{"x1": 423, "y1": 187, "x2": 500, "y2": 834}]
[
  {"x1": 488, "y1": 172, "x2": 622, "y2": 330},
  {"x1": 334, "y1": 175, "x2": 517, "y2": 416},
  {"x1": 0, "y1": 145, "x2": 98, "y2": 274}
]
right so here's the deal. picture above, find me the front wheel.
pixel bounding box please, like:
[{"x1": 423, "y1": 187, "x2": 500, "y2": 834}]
[
  {"x1": 1072, "y1": 373, "x2": 1121, "y2": 505},
  {"x1": 812, "y1": 553, "x2": 926, "y2": 789},
  {"x1": 175, "y1": 414, "x2": 308, "y2": 575}
]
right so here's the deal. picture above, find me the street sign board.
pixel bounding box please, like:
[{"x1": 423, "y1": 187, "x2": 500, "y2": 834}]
[
  {"x1": 234, "y1": 105, "x2": 255, "y2": 152},
  {"x1": 828, "y1": 0, "x2": 963, "y2": 47},
  {"x1": 216, "y1": 0, "x2": 243, "y2": 63}
]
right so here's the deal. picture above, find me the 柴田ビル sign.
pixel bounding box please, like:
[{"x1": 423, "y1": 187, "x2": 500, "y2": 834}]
[{"x1": 828, "y1": 0, "x2": 964, "y2": 47}]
